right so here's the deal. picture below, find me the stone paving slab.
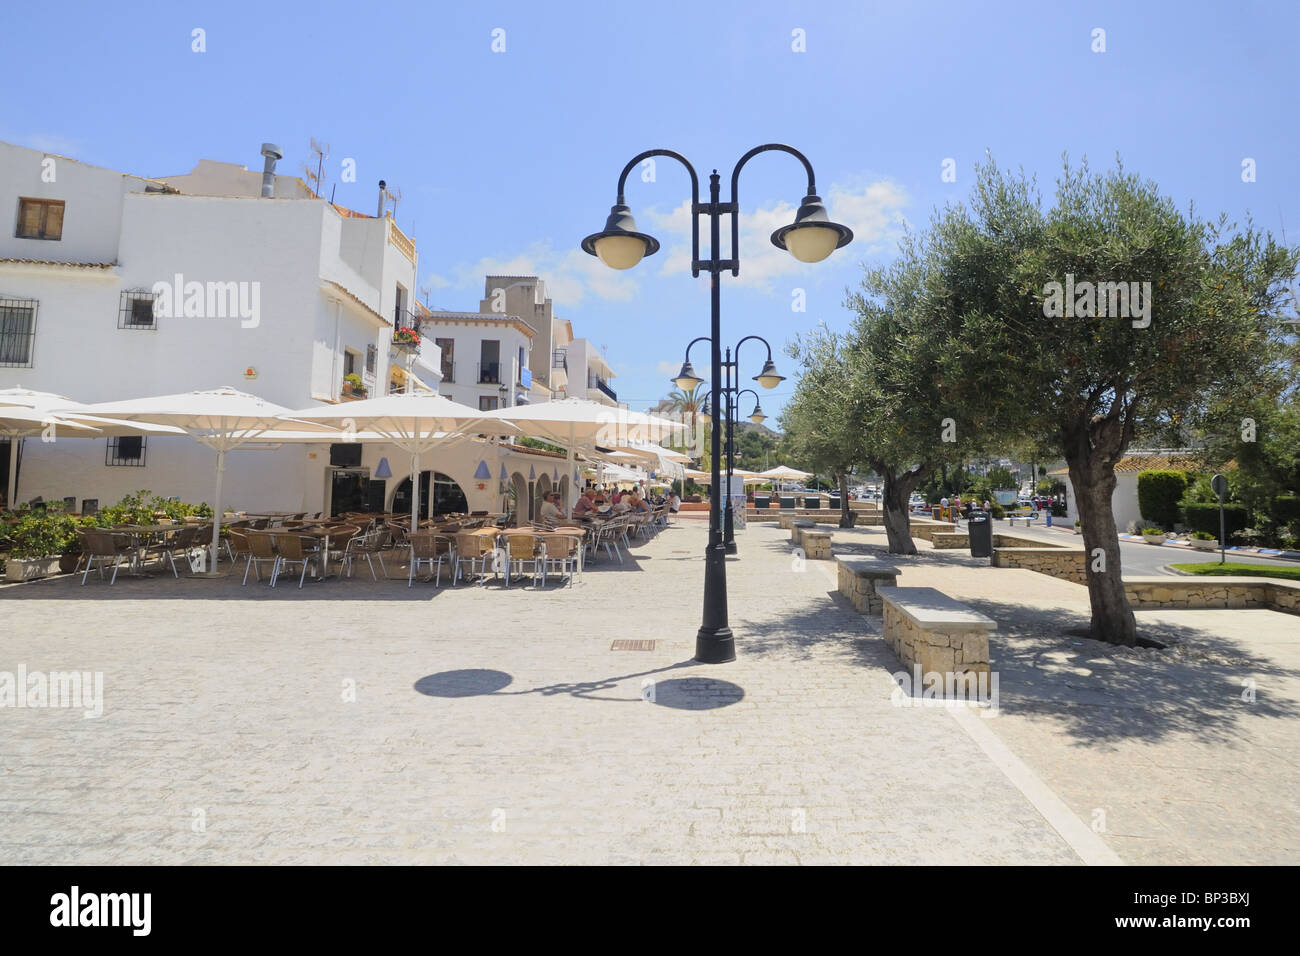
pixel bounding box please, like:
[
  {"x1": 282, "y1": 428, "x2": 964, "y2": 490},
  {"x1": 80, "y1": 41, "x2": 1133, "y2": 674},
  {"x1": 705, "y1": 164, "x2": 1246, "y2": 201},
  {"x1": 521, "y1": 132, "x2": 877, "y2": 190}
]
[
  {"x1": 819, "y1": 524, "x2": 1300, "y2": 865},
  {"x1": 1, "y1": 521, "x2": 1081, "y2": 865}
]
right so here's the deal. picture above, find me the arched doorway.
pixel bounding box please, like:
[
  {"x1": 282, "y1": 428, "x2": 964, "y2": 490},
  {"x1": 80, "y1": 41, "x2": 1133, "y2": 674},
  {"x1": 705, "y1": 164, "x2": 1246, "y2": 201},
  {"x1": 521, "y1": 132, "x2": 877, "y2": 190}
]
[
  {"x1": 392, "y1": 471, "x2": 468, "y2": 519},
  {"x1": 510, "y1": 472, "x2": 529, "y2": 523},
  {"x1": 534, "y1": 472, "x2": 552, "y2": 518},
  {"x1": 559, "y1": 474, "x2": 570, "y2": 506}
]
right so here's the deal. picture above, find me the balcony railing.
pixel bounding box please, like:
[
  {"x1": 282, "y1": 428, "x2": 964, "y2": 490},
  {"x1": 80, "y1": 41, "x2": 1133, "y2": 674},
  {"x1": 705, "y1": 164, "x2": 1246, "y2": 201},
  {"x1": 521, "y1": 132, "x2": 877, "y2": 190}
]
[
  {"x1": 552, "y1": 348, "x2": 568, "y2": 372},
  {"x1": 477, "y1": 361, "x2": 502, "y2": 385},
  {"x1": 387, "y1": 218, "x2": 416, "y2": 265},
  {"x1": 394, "y1": 307, "x2": 420, "y2": 332},
  {"x1": 588, "y1": 373, "x2": 617, "y2": 402}
]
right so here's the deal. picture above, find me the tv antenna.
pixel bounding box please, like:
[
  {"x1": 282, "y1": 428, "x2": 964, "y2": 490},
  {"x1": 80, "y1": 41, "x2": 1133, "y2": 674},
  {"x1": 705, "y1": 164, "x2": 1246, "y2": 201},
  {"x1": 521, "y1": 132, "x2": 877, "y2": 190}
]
[
  {"x1": 302, "y1": 138, "x2": 330, "y2": 199},
  {"x1": 385, "y1": 184, "x2": 402, "y2": 221}
]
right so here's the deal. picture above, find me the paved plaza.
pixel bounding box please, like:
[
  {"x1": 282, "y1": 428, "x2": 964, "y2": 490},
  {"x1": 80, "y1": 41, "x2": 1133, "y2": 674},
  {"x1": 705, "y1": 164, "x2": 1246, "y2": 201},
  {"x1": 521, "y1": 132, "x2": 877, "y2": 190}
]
[{"x1": 1, "y1": 517, "x2": 1297, "y2": 865}]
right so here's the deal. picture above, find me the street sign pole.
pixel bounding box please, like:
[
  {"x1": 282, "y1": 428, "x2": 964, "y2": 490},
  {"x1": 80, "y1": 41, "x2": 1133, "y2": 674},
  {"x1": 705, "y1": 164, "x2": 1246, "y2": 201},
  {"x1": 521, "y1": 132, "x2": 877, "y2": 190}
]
[{"x1": 1211, "y1": 473, "x2": 1228, "y2": 565}]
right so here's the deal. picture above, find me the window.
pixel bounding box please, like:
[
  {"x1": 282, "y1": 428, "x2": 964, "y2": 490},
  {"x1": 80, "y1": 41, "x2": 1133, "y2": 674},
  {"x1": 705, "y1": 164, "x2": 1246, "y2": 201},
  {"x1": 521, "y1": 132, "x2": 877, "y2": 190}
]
[
  {"x1": 344, "y1": 350, "x2": 357, "y2": 377},
  {"x1": 436, "y1": 338, "x2": 454, "y2": 382},
  {"x1": 479, "y1": 396, "x2": 499, "y2": 411},
  {"x1": 106, "y1": 436, "x2": 146, "y2": 466},
  {"x1": 0, "y1": 296, "x2": 38, "y2": 367},
  {"x1": 118, "y1": 290, "x2": 159, "y2": 330},
  {"x1": 15, "y1": 198, "x2": 64, "y2": 240},
  {"x1": 365, "y1": 344, "x2": 377, "y2": 377}
]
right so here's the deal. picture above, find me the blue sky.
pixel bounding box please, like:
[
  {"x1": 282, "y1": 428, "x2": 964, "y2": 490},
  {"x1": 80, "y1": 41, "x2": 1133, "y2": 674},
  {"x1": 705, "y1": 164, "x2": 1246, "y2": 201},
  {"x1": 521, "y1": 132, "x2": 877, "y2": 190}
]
[{"x1": 3, "y1": 0, "x2": 1297, "y2": 420}]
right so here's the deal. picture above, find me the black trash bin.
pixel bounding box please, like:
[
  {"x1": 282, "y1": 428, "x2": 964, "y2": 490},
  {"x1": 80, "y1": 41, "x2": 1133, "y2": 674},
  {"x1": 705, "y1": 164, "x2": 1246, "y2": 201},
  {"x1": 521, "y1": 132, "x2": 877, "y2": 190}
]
[
  {"x1": 969, "y1": 511, "x2": 993, "y2": 559},
  {"x1": 804, "y1": 496, "x2": 820, "y2": 510},
  {"x1": 780, "y1": 495, "x2": 797, "y2": 510},
  {"x1": 827, "y1": 495, "x2": 841, "y2": 512}
]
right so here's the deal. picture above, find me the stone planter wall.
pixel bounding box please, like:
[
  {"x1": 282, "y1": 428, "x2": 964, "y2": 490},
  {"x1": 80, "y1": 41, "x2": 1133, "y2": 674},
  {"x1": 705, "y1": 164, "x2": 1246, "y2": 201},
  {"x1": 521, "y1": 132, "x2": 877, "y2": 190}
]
[
  {"x1": 4, "y1": 556, "x2": 64, "y2": 582},
  {"x1": 992, "y1": 534, "x2": 1065, "y2": 549},
  {"x1": 908, "y1": 520, "x2": 957, "y2": 542},
  {"x1": 1124, "y1": 577, "x2": 1300, "y2": 616},
  {"x1": 992, "y1": 547, "x2": 1088, "y2": 584},
  {"x1": 932, "y1": 532, "x2": 970, "y2": 549}
]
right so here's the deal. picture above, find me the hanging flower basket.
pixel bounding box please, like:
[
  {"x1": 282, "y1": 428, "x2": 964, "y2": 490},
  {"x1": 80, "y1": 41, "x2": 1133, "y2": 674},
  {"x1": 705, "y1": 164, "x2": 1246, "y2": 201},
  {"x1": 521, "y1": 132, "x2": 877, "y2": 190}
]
[{"x1": 393, "y1": 327, "x2": 421, "y2": 352}]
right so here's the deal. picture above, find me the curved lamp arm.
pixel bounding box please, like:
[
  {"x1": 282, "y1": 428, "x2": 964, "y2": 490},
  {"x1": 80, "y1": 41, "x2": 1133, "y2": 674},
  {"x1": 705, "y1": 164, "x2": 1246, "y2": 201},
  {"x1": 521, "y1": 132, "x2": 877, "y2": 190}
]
[
  {"x1": 615, "y1": 149, "x2": 702, "y2": 277},
  {"x1": 733, "y1": 334, "x2": 774, "y2": 367},
  {"x1": 682, "y1": 335, "x2": 712, "y2": 365},
  {"x1": 728, "y1": 144, "x2": 818, "y2": 278}
]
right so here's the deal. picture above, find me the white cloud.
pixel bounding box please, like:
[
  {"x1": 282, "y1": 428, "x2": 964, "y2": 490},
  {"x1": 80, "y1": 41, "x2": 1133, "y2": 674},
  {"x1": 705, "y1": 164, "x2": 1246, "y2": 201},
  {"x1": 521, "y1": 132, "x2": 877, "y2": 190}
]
[
  {"x1": 420, "y1": 176, "x2": 907, "y2": 306},
  {"x1": 645, "y1": 177, "x2": 908, "y2": 292},
  {"x1": 423, "y1": 240, "x2": 638, "y2": 308},
  {"x1": 18, "y1": 132, "x2": 83, "y2": 156},
  {"x1": 656, "y1": 359, "x2": 682, "y2": 377}
]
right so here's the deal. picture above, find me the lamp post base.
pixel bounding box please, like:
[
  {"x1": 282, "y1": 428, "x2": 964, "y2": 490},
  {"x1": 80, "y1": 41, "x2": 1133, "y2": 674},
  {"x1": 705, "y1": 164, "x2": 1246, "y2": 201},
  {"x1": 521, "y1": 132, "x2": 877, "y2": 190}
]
[
  {"x1": 694, "y1": 626, "x2": 736, "y2": 663},
  {"x1": 694, "y1": 540, "x2": 735, "y2": 663}
]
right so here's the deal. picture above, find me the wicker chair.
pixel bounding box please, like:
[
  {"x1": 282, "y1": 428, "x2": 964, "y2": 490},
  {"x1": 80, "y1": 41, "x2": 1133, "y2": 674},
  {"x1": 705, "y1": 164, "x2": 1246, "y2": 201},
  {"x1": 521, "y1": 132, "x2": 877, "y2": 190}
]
[
  {"x1": 342, "y1": 528, "x2": 391, "y2": 581},
  {"x1": 242, "y1": 530, "x2": 279, "y2": 586},
  {"x1": 77, "y1": 529, "x2": 133, "y2": 585},
  {"x1": 452, "y1": 532, "x2": 498, "y2": 586},
  {"x1": 540, "y1": 534, "x2": 580, "y2": 587},
  {"x1": 504, "y1": 533, "x2": 541, "y2": 588},
  {"x1": 273, "y1": 533, "x2": 322, "y2": 589},
  {"x1": 407, "y1": 532, "x2": 454, "y2": 587}
]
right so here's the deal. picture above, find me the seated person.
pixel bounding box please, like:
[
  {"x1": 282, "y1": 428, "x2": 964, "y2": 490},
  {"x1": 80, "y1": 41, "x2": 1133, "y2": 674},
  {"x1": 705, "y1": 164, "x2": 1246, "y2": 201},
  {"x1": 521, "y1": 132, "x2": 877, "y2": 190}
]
[
  {"x1": 612, "y1": 494, "x2": 632, "y2": 514},
  {"x1": 538, "y1": 492, "x2": 566, "y2": 528},
  {"x1": 572, "y1": 489, "x2": 597, "y2": 517},
  {"x1": 629, "y1": 492, "x2": 650, "y2": 513}
]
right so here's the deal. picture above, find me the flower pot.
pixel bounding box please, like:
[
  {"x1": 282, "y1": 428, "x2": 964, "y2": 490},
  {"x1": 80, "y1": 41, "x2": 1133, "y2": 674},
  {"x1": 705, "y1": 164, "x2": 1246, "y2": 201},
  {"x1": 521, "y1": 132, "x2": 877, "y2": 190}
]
[
  {"x1": 1142, "y1": 532, "x2": 1167, "y2": 545},
  {"x1": 1188, "y1": 537, "x2": 1217, "y2": 550},
  {"x1": 5, "y1": 556, "x2": 63, "y2": 582},
  {"x1": 58, "y1": 553, "x2": 81, "y2": 573}
]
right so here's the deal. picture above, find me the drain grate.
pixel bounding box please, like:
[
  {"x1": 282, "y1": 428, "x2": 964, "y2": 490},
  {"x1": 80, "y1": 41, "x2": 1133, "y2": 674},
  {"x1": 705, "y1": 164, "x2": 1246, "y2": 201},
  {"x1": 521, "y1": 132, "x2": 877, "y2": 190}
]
[{"x1": 611, "y1": 639, "x2": 657, "y2": 651}]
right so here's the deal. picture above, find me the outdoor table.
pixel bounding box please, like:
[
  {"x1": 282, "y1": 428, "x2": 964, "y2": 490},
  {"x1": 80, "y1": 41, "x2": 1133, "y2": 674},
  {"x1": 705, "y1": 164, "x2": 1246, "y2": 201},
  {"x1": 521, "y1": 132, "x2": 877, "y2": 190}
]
[{"x1": 115, "y1": 524, "x2": 183, "y2": 574}]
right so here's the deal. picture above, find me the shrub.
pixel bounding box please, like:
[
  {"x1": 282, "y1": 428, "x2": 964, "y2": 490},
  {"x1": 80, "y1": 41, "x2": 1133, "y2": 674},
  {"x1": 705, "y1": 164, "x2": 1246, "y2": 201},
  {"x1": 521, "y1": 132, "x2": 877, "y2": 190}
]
[
  {"x1": 8, "y1": 506, "x2": 80, "y2": 559},
  {"x1": 1137, "y1": 470, "x2": 1188, "y2": 528},
  {"x1": 1191, "y1": 530, "x2": 1215, "y2": 540},
  {"x1": 1271, "y1": 494, "x2": 1300, "y2": 526},
  {"x1": 1182, "y1": 502, "x2": 1250, "y2": 537}
]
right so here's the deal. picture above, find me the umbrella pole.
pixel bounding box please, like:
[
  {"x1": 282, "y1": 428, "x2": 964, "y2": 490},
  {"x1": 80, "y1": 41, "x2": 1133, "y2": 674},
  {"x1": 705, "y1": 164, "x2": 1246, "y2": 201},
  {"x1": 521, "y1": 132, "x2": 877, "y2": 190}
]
[
  {"x1": 6, "y1": 437, "x2": 19, "y2": 510},
  {"x1": 410, "y1": 452, "x2": 420, "y2": 534},
  {"x1": 566, "y1": 423, "x2": 576, "y2": 512},
  {"x1": 210, "y1": 447, "x2": 226, "y2": 567}
]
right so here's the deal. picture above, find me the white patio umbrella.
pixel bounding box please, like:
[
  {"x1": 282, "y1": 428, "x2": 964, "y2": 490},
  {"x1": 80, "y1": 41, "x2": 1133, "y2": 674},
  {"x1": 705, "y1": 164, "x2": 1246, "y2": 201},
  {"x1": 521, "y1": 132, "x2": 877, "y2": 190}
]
[
  {"x1": 54, "y1": 387, "x2": 327, "y2": 567},
  {"x1": 1, "y1": 389, "x2": 185, "y2": 511},
  {"x1": 758, "y1": 465, "x2": 812, "y2": 481},
  {"x1": 280, "y1": 392, "x2": 518, "y2": 533},
  {"x1": 475, "y1": 399, "x2": 683, "y2": 507}
]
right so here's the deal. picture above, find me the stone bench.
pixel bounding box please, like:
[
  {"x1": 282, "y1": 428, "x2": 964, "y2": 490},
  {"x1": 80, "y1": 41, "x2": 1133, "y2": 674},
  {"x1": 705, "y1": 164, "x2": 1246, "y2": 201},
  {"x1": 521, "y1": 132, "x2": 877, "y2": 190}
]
[
  {"x1": 1124, "y1": 576, "x2": 1300, "y2": 616},
  {"x1": 790, "y1": 522, "x2": 832, "y2": 559},
  {"x1": 877, "y1": 587, "x2": 996, "y2": 690},
  {"x1": 931, "y1": 531, "x2": 969, "y2": 549},
  {"x1": 789, "y1": 519, "x2": 815, "y2": 540},
  {"x1": 1007, "y1": 514, "x2": 1039, "y2": 527},
  {"x1": 836, "y1": 557, "x2": 900, "y2": 614}
]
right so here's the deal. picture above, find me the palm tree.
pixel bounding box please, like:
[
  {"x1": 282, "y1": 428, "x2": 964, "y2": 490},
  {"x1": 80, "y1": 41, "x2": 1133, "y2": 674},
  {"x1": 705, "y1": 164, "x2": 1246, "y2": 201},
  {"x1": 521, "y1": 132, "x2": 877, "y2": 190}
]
[{"x1": 664, "y1": 384, "x2": 707, "y2": 454}]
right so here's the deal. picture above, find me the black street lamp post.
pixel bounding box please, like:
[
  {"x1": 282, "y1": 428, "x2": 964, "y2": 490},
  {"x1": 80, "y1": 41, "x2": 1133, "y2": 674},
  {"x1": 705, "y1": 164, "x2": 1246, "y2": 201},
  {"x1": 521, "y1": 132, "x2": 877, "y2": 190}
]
[
  {"x1": 683, "y1": 337, "x2": 777, "y2": 555},
  {"x1": 582, "y1": 145, "x2": 852, "y2": 664}
]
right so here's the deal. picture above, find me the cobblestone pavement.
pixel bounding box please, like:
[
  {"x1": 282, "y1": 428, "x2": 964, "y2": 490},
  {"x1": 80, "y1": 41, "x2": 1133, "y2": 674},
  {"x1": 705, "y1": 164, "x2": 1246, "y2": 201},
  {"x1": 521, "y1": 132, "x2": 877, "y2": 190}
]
[
  {"x1": 2, "y1": 518, "x2": 1293, "y2": 864},
  {"x1": 827, "y1": 525, "x2": 1300, "y2": 865}
]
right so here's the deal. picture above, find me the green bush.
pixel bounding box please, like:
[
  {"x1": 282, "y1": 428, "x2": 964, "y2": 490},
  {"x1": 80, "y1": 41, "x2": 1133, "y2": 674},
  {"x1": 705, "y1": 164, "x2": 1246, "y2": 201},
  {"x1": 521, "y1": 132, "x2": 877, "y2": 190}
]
[
  {"x1": 8, "y1": 506, "x2": 81, "y2": 559},
  {"x1": 1182, "y1": 502, "x2": 1249, "y2": 537},
  {"x1": 1137, "y1": 470, "x2": 1188, "y2": 529},
  {"x1": 1271, "y1": 494, "x2": 1300, "y2": 526}
]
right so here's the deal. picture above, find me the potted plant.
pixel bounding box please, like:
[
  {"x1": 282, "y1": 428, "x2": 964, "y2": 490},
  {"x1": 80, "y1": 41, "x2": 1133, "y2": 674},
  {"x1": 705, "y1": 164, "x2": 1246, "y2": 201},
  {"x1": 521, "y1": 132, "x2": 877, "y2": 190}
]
[
  {"x1": 1188, "y1": 530, "x2": 1217, "y2": 550},
  {"x1": 343, "y1": 373, "x2": 366, "y2": 398},
  {"x1": 1073, "y1": 519, "x2": 1082, "y2": 535},
  {"x1": 1141, "y1": 525, "x2": 1168, "y2": 545},
  {"x1": 393, "y1": 327, "x2": 421, "y2": 351},
  {"x1": 6, "y1": 508, "x2": 76, "y2": 581}
]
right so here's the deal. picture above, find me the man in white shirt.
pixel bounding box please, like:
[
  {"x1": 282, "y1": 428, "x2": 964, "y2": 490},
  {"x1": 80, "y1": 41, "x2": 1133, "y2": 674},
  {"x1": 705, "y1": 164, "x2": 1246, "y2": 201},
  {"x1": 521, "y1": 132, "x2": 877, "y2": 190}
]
[{"x1": 538, "y1": 492, "x2": 565, "y2": 527}]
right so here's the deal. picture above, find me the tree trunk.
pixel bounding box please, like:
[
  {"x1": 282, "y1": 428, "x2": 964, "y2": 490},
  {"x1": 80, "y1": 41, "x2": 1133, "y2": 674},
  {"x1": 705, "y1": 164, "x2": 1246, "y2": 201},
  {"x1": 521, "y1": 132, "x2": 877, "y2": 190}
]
[
  {"x1": 881, "y1": 468, "x2": 920, "y2": 554},
  {"x1": 1068, "y1": 454, "x2": 1138, "y2": 646},
  {"x1": 838, "y1": 472, "x2": 854, "y2": 528}
]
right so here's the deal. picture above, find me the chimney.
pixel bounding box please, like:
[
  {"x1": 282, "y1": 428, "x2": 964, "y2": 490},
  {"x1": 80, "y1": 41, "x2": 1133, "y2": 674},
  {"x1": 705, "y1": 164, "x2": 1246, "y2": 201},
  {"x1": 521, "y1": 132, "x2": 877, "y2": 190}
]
[
  {"x1": 260, "y1": 143, "x2": 283, "y2": 198},
  {"x1": 377, "y1": 180, "x2": 387, "y2": 218}
]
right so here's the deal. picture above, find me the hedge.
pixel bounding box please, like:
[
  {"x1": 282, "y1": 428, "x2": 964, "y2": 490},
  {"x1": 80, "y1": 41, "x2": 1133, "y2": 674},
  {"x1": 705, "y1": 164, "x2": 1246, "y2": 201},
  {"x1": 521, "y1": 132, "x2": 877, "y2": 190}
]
[
  {"x1": 1182, "y1": 502, "x2": 1250, "y2": 537},
  {"x1": 1271, "y1": 494, "x2": 1300, "y2": 526},
  {"x1": 1137, "y1": 470, "x2": 1188, "y2": 529}
]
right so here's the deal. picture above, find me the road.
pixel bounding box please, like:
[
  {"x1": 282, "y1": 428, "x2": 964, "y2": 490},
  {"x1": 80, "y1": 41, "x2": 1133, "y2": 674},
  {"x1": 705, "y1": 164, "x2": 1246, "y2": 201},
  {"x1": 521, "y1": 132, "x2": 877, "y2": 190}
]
[{"x1": 962, "y1": 519, "x2": 1297, "y2": 576}]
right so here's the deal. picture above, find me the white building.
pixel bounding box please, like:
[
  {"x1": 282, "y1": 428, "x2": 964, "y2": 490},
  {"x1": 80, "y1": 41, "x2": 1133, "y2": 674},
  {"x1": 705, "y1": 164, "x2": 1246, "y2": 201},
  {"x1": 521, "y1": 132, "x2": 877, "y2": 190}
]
[{"x1": 0, "y1": 140, "x2": 578, "y2": 520}]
